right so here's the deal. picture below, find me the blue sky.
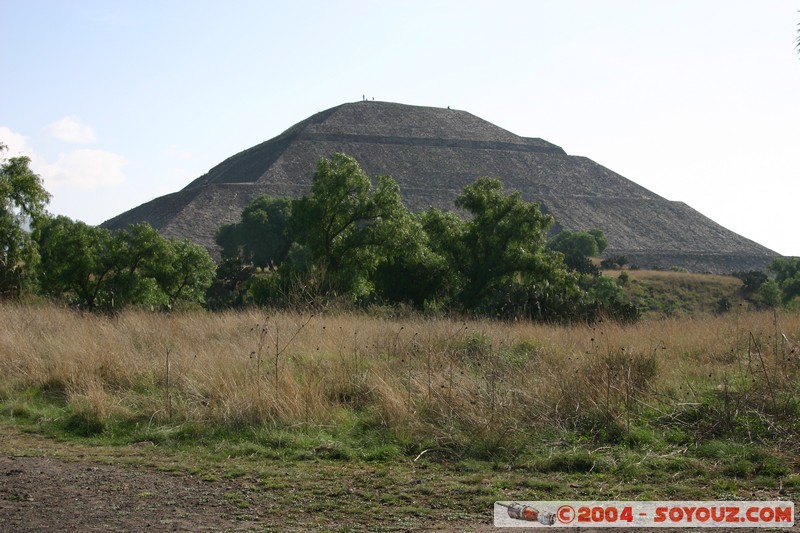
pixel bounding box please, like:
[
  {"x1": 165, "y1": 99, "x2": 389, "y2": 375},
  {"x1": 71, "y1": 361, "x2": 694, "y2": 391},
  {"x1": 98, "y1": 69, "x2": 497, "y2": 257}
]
[{"x1": 2, "y1": 0, "x2": 799, "y2": 256}]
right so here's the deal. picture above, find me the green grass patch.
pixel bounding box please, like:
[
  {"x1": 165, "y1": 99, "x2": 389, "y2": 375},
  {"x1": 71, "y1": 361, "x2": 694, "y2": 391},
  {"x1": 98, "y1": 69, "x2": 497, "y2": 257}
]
[{"x1": 613, "y1": 269, "x2": 744, "y2": 317}]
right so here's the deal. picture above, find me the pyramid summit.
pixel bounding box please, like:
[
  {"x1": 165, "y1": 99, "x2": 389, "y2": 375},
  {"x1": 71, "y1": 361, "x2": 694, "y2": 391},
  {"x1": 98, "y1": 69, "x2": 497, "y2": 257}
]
[{"x1": 103, "y1": 101, "x2": 777, "y2": 273}]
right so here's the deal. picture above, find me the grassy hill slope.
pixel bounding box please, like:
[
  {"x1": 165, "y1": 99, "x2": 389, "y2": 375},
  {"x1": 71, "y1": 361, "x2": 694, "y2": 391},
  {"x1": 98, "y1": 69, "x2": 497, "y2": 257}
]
[{"x1": 606, "y1": 269, "x2": 745, "y2": 317}]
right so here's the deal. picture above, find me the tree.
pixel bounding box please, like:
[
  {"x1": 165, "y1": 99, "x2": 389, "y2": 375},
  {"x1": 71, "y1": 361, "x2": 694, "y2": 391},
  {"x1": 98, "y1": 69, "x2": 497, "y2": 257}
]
[
  {"x1": 0, "y1": 145, "x2": 51, "y2": 297},
  {"x1": 208, "y1": 155, "x2": 602, "y2": 320},
  {"x1": 291, "y1": 153, "x2": 408, "y2": 298},
  {"x1": 734, "y1": 270, "x2": 768, "y2": 297},
  {"x1": 758, "y1": 279, "x2": 783, "y2": 309},
  {"x1": 600, "y1": 255, "x2": 628, "y2": 269},
  {"x1": 36, "y1": 216, "x2": 118, "y2": 310},
  {"x1": 413, "y1": 208, "x2": 469, "y2": 305},
  {"x1": 588, "y1": 229, "x2": 608, "y2": 254},
  {"x1": 36, "y1": 216, "x2": 215, "y2": 311},
  {"x1": 768, "y1": 257, "x2": 800, "y2": 304},
  {"x1": 206, "y1": 256, "x2": 255, "y2": 310},
  {"x1": 452, "y1": 177, "x2": 584, "y2": 317},
  {"x1": 418, "y1": 208, "x2": 468, "y2": 271},
  {"x1": 214, "y1": 154, "x2": 422, "y2": 307},
  {"x1": 37, "y1": 219, "x2": 172, "y2": 310},
  {"x1": 548, "y1": 229, "x2": 608, "y2": 275},
  {"x1": 549, "y1": 229, "x2": 607, "y2": 259},
  {"x1": 109, "y1": 223, "x2": 172, "y2": 307},
  {"x1": 216, "y1": 195, "x2": 295, "y2": 267},
  {"x1": 589, "y1": 275, "x2": 625, "y2": 303},
  {"x1": 151, "y1": 238, "x2": 216, "y2": 308},
  {"x1": 372, "y1": 213, "x2": 453, "y2": 308}
]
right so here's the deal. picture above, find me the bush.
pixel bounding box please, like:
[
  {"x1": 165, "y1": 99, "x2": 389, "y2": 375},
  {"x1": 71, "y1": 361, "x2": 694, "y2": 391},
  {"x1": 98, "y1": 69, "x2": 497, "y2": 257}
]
[{"x1": 601, "y1": 255, "x2": 629, "y2": 269}]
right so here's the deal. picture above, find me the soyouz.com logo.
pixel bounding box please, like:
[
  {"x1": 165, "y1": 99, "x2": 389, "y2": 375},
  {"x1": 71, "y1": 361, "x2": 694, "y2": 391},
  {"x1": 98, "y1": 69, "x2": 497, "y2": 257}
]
[{"x1": 493, "y1": 501, "x2": 795, "y2": 528}]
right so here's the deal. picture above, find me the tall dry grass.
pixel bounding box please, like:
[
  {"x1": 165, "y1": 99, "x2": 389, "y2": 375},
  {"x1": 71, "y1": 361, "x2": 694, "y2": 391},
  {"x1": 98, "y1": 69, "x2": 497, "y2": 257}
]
[{"x1": 1, "y1": 303, "x2": 798, "y2": 452}]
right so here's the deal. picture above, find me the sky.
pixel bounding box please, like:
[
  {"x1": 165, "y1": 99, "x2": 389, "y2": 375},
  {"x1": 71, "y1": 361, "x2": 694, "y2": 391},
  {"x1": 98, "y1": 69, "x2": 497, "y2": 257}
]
[{"x1": 1, "y1": 0, "x2": 799, "y2": 256}]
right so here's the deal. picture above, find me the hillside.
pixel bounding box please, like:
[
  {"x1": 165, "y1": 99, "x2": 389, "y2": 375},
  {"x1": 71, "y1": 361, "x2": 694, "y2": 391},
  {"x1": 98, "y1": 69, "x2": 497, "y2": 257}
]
[{"x1": 608, "y1": 269, "x2": 746, "y2": 316}]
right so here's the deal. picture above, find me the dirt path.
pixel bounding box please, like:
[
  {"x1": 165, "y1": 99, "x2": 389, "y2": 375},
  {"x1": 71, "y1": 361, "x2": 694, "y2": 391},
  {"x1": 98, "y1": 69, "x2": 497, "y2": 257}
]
[
  {"x1": 0, "y1": 427, "x2": 494, "y2": 532},
  {"x1": 0, "y1": 453, "x2": 496, "y2": 532},
  {"x1": 0, "y1": 454, "x2": 263, "y2": 532}
]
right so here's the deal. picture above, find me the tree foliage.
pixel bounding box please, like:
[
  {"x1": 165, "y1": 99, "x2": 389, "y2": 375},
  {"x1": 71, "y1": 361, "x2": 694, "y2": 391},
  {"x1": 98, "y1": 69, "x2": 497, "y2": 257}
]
[
  {"x1": 757, "y1": 279, "x2": 783, "y2": 309},
  {"x1": 217, "y1": 154, "x2": 416, "y2": 304},
  {"x1": 0, "y1": 146, "x2": 634, "y2": 322},
  {"x1": 211, "y1": 156, "x2": 626, "y2": 321},
  {"x1": 372, "y1": 214, "x2": 453, "y2": 308},
  {"x1": 548, "y1": 228, "x2": 608, "y2": 276},
  {"x1": 549, "y1": 228, "x2": 608, "y2": 259},
  {"x1": 36, "y1": 217, "x2": 215, "y2": 311},
  {"x1": 206, "y1": 256, "x2": 255, "y2": 310},
  {"x1": 292, "y1": 153, "x2": 408, "y2": 298},
  {"x1": 153, "y1": 238, "x2": 216, "y2": 308},
  {"x1": 735, "y1": 260, "x2": 800, "y2": 309},
  {"x1": 588, "y1": 228, "x2": 608, "y2": 255},
  {"x1": 0, "y1": 145, "x2": 51, "y2": 297},
  {"x1": 453, "y1": 178, "x2": 575, "y2": 311},
  {"x1": 217, "y1": 195, "x2": 294, "y2": 267},
  {"x1": 36, "y1": 216, "x2": 116, "y2": 310},
  {"x1": 768, "y1": 257, "x2": 800, "y2": 305},
  {"x1": 734, "y1": 270, "x2": 768, "y2": 296}
]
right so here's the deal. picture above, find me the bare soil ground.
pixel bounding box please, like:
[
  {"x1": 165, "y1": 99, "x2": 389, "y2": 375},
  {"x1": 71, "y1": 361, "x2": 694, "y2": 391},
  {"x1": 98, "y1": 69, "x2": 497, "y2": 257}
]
[
  {"x1": 0, "y1": 426, "x2": 494, "y2": 532},
  {"x1": 0, "y1": 454, "x2": 262, "y2": 532}
]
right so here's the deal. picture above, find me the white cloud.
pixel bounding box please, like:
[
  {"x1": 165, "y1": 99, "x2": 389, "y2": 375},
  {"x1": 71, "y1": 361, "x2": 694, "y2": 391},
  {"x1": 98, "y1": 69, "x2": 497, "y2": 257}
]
[
  {"x1": 0, "y1": 126, "x2": 36, "y2": 157},
  {"x1": 45, "y1": 116, "x2": 97, "y2": 143},
  {"x1": 2, "y1": 125, "x2": 127, "y2": 190},
  {"x1": 42, "y1": 149, "x2": 127, "y2": 189}
]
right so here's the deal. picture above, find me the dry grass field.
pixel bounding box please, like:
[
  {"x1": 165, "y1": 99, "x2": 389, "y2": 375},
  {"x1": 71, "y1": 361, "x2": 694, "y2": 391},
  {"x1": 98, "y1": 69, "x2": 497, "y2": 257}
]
[{"x1": 1, "y1": 303, "x2": 798, "y2": 454}]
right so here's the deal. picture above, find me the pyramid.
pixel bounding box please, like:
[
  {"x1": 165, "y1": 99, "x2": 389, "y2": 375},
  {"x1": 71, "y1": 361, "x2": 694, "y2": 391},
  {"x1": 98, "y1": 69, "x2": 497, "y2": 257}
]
[{"x1": 102, "y1": 101, "x2": 777, "y2": 273}]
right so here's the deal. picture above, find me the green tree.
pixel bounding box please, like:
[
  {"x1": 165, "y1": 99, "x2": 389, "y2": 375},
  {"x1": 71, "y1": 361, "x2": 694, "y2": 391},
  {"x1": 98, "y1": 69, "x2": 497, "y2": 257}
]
[
  {"x1": 453, "y1": 177, "x2": 583, "y2": 317},
  {"x1": 588, "y1": 275, "x2": 625, "y2": 303},
  {"x1": 291, "y1": 153, "x2": 408, "y2": 298},
  {"x1": 37, "y1": 216, "x2": 215, "y2": 311},
  {"x1": 0, "y1": 145, "x2": 51, "y2": 297},
  {"x1": 549, "y1": 229, "x2": 606, "y2": 258},
  {"x1": 548, "y1": 229, "x2": 608, "y2": 275},
  {"x1": 216, "y1": 195, "x2": 295, "y2": 267},
  {"x1": 600, "y1": 255, "x2": 628, "y2": 269},
  {"x1": 36, "y1": 216, "x2": 118, "y2": 310},
  {"x1": 151, "y1": 238, "x2": 216, "y2": 308},
  {"x1": 413, "y1": 208, "x2": 469, "y2": 305},
  {"x1": 734, "y1": 270, "x2": 768, "y2": 297},
  {"x1": 757, "y1": 279, "x2": 783, "y2": 309},
  {"x1": 109, "y1": 223, "x2": 171, "y2": 307},
  {"x1": 418, "y1": 208, "x2": 468, "y2": 270},
  {"x1": 372, "y1": 213, "x2": 452, "y2": 308},
  {"x1": 206, "y1": 256, "x2": 255, "y2": 310},
  {"x1": 768, "y1": 257, "x2": 800, "y2": 304},
  {"x1": 211, "y1": 155, "x2": 601, "y2": 319},
  {"x1": 588, "y1": 228, "x2": 608, "y2": 254}
]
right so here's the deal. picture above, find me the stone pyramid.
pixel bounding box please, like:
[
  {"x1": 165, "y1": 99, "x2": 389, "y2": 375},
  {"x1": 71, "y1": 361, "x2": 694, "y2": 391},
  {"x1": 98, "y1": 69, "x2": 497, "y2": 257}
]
[{"x1": 102, "y1": 101, "x2": 777, "y2": 273}]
